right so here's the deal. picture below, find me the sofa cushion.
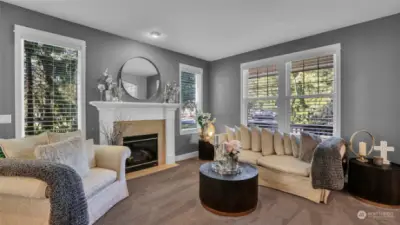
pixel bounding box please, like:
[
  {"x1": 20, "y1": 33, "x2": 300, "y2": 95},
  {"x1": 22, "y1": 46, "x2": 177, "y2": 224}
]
[
  {"x1": 261, "y1": 128, "x2": 274, "y2": 156},
  {"x1": 238, "y1": 149, "x2": 263, "y2": 165},
  {"x1": 251, "y1": 127, "x2": 261, "y2": 152},
  {"x1": 225, "y1": 126, "x2": 236, "y2": 141},
  {"x1": 83, "y1": 168, "x2": 117, "y2": 199},
  {"x1": 291, "y1": 135, "x2": 300, "y2": 158},
  {"x1": 235, "y1": 126, "x2": 241, "y2": 141},
  {"x1": 240, "y1": 125, "x2": 252, "y2": 150},
  {"x1": 0, "y1": 132, "x2": 49, "y2": 159},
  {"x1": 85, "y1": 139, "x2": 96, "y2": 168},
  {"x1": 283, "y1": 133, "x2": 293, "y2": 155},
  {"x1": 273, "y1": 131, "x2": 285, "y2": 155},
  {"x1": 299, "y1": 132, "x2": 321, "y2": 163},
  {"x1": 34, "y1": 137, "x2": 90, "y2": 178},
  {"x1": 48, "y1": 130, "x2": 82, "y2": 143},
  {"x1": 257, "y1": 155, "x2": 311, "y2": 177}
]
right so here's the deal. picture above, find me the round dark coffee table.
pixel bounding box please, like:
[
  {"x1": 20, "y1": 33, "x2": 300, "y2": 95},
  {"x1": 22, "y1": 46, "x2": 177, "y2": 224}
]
[
  {"x1": 348, "y1": 158, "x2": 400, "y2": 208},
  {"x1": 199, "y1": 162, "x2": 258, "y2": 216}
]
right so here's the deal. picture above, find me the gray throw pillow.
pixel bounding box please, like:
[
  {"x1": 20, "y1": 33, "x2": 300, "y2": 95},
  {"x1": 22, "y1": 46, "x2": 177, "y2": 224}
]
[
  {"x1": 34, "y1": 136, "x2": 89, "y2": 177},
  {"x1": 299, "y1": 132, "x2": 321, "y2": 163}
]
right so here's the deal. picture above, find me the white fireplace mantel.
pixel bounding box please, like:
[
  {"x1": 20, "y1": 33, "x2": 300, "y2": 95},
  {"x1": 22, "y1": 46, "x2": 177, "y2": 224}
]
[{"x1": 90, "y1": 101, "x2": 180, "y2": 164}]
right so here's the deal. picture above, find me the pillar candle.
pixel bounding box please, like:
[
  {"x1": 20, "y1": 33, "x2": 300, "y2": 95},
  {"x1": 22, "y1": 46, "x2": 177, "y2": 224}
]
[{"x1": 359, "y1": 142, "x2": 367, "y2": 156}]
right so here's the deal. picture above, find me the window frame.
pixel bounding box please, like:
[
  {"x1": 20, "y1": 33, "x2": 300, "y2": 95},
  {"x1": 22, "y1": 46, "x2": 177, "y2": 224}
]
[
  {"x1": 179, "y1": 63, "x2": 203, "y2": 135},
  {"x1": 240, "y1": 44, "x2": 341, "y2": 137},
  {"x1": 14, "y1": 25, "x2": 86, "y2": 138}
]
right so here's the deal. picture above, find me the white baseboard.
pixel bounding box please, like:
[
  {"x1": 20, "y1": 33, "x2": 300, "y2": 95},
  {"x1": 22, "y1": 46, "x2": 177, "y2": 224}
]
[{"x1": 175, "y1": 151, "x2": 198, "y2": 162}]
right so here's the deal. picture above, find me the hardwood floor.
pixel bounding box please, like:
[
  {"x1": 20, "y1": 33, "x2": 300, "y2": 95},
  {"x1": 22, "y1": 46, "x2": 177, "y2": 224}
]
[{"x1": 95, "y1": 159, "x2": 400, "y2": 225}]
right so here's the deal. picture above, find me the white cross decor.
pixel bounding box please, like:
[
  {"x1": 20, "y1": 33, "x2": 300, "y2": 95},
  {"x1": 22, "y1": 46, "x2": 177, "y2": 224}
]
[{"x1": 374, "y1": 141, "x2": 394, "y2": 165}]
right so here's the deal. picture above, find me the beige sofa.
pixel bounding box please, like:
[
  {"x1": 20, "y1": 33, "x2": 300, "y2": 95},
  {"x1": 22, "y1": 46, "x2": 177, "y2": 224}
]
[
  {"x1": 0, "y1": 138, "x2": 130, "y2": 225},
  {"x1": 217, "y1": 132, "x2": 345, "y2": 204}
]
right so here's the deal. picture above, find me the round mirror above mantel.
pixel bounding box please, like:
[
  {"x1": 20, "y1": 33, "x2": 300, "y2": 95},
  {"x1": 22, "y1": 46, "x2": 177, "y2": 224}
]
[{"x1": 119, "y1": 57, "x2": 161, "y2": 100}]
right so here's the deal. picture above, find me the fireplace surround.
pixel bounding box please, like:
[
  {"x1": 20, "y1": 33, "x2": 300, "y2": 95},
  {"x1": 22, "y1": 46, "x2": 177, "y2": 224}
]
[{"x1": 90, "y1": 101, "x2": 180, "y2": 166}]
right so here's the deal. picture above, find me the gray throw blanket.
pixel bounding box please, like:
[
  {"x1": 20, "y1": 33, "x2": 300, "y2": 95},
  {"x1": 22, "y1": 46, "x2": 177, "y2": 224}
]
[
  {"x1": 311, "y1": 137, "x2": 345, "y2": 191},
  {"x1": 0, "y1": 159, "x2": 89, "y2": 225}
]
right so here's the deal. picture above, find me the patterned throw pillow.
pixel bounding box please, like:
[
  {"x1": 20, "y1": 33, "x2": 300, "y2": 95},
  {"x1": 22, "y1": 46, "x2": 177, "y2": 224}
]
[{"x1": 0, "y1": 145, "x2": 5, "y2": 158}]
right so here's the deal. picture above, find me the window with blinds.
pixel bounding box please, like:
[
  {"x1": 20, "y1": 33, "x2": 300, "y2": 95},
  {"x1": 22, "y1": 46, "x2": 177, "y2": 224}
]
[
  {"x1": 246, "y1": 65, "x2": 279, "y2": 130},
  {"x1": 24, "y1": 40, "x2": 79, "y2": 136},
  {"x1": 179, "y1": 64, "x2": 203, "y2": 134},
  {"x1": 290, "y1": 55, "x2": 334, "y2": 136},
  {"x1": 241, "y1": 44, "x2": 340, "y2": 136}
]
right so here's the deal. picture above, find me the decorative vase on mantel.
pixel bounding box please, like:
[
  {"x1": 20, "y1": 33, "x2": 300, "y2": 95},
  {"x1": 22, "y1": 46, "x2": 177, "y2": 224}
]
[{"x1": 105, "y1": 90, "x2": 113, "y2": 101}]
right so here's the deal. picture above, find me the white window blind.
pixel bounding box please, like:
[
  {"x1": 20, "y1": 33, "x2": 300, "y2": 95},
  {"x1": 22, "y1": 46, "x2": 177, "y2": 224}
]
[
  {"x1": 246, "y1": 65, "x2": 279, "y2": 131},
  {"x1": 241, "y1": 44, "x2": 340, "y2": 136},
  {"x1": 24, "y1": 40, "x2": 79, "y2": 136},
  {"x1": 289, "y1": 55, "x2": 335, "y2": 136}
]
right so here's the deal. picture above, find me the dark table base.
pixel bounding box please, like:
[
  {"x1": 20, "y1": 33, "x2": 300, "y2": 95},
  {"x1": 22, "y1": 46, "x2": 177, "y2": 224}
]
[
  {"x1": 348, "y1": 158, "x2": 400, "y2": 207},
  {"x1": 199, "y1": 163, "x2": 258, "y2": 216},
  {"x1": 198, "y1": 140, "x2": 214, "y2": 160}
]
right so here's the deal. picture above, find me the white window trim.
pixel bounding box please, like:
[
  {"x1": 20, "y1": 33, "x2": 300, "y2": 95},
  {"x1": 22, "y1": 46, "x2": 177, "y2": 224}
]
[
  {"x1": 179, "y1": 63, "x2": 203, "y2": 135},
  {"x1": 240, "y1": 44, "x2": 341, "y2": 137},
  {"x1": 14, "y1": 25, "x2": 86, "y2": 138}
]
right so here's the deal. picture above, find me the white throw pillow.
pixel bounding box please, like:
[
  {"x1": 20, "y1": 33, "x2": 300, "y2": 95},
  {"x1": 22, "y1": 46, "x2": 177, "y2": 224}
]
[
  {"x1": 235, "y1": 126, "x2": 241, "y2": 141},
  {"x1": 34, "y1": 136, "x2": 90, "y2": 178},
  {"x1": 0, "y1": 132, "x2": 49, "y2": 159},
  {"x1": 261, "y1": 128, "x2": 274, "y2": 156},
  {"x1": 251, "y1": 127, "x2": 261, "y2": 152},
  {"x1": 48, "y1": 130, "x2": 82, "y2": 143},
  {"x1": 225, "y1": 126, "x2": 236, "y2": 141},
  {"x1": 240, "y1": 125, "x2": 252, "y2": 150}
]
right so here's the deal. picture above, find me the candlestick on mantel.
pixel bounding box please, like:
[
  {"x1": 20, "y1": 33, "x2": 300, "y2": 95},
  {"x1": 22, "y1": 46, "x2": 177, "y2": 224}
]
[
  {"x1": 359, "y1": 142, "x2": 367, "y2": 156},
  {"x1": 214, "y1": 134, "x2": 220, "y2": 146}
]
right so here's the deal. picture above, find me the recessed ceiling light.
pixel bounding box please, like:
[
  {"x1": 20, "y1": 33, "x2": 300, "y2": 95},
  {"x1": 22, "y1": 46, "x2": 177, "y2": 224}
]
[{"x1": 149, "y1": 31, "x2": 162, "y2": 39}]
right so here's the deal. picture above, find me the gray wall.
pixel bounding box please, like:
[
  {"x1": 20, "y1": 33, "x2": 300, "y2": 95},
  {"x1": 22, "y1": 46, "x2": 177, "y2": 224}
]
[
  {"x1": 0, "y1": 2, "x2": 209, "y2": 156},
  {"x1": 210, "y1": 13, "x2": 400, "y2": 164}
]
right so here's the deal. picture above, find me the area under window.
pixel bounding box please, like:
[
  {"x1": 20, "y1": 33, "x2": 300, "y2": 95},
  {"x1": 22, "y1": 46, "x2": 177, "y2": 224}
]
[
  {"x1": 179, "y1": 64, "x2": 203, "y2": 135},
  {"x1": 14, "y1": 25, "x2": 86, "y2": 138},
  {"x1": 241, "y1": 44, "x2": 341, "y2": 136}
]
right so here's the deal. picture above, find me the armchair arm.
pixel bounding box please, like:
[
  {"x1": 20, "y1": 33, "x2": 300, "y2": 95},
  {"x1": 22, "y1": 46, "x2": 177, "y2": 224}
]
[
  {"x1": 0, "y1": 176, "x2": 48, "y2": 199},
  {"x1": 94, "y1": 145, "x2": 131, "y2": 180}
]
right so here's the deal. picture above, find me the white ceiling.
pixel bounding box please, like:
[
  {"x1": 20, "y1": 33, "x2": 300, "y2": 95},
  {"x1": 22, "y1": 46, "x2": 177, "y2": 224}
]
[{"x1": 4, "y1": 0, "x2": 400, "y2": 61}]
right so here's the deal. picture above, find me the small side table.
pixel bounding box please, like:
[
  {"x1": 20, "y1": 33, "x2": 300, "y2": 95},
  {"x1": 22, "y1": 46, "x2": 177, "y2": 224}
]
[
  {"x1": 198, "y1": 140, "x2": 214, "y2": 160},
  {"x1": 348, "y1": 158, "x2": 400, "y2": 208},
  {"x1": 199, "y1": 162, "x2": 258, "y2": 216}
]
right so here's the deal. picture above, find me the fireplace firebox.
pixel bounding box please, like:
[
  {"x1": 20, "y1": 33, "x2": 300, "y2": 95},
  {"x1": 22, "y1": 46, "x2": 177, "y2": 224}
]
[{"x1": 123, "y1": 133, "x2": 158, "y2": 173}]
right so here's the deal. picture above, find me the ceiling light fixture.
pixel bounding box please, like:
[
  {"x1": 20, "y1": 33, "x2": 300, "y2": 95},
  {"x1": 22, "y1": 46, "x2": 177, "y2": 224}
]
[{"x1": 149, "y1": 31, "x2": 162, "y2": 39}]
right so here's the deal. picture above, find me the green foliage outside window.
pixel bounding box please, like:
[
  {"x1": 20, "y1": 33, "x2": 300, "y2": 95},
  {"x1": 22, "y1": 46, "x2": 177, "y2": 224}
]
[{"x1": 24, "y1": 41, "x2": 79, "y2": 136}]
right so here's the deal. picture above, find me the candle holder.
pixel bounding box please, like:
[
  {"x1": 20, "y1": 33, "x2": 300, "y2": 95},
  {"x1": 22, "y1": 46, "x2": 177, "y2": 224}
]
[{"x1": 349, "y1": 130, "x2": 375, "y2": 163}]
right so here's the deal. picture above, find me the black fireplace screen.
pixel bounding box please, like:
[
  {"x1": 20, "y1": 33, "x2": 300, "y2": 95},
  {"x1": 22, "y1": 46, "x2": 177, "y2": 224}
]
[{"x1": 123, "y1": 133, "x2": 158, "y2": 173}]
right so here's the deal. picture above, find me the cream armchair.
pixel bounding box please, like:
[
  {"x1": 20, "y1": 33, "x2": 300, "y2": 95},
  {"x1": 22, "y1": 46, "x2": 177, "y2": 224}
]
[{"x1": 0, "y1": 145, "x2": 131, "y2": 225}]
